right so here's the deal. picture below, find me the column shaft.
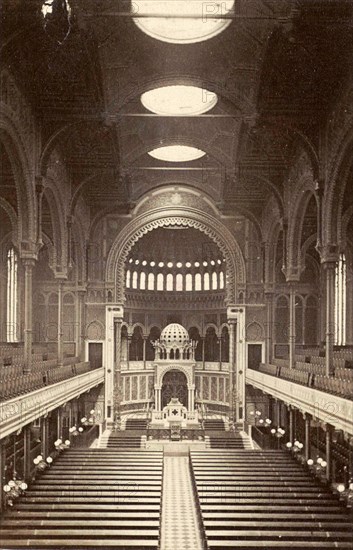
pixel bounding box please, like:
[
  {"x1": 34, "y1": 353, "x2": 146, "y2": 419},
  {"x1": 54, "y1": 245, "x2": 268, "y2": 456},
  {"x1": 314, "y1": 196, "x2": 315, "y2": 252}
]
[
  {"x1": 289, "y1": 285, "x2": 296, "y2": 369},
  {"x1": 305, "y1": 414, "x2": 311, "y2": 461},
  {"x1": 228, "y1": 321, "x2": 236, "y2": 422},
  {"x1": 23, "y1": 426, "x2": 32, "y2": 480},
  {"x1": 143, "y1": 337, "x2": 147, "y2": 369},
  {"x1": 57, "y1": 280, "x2": 64, "y2": 365},
  {"x1": 114, "y1": 320, "x2": 122, "y2": 422},
  {"x1": 201, "y1": 337, "x2": 205, "y2": 369},
  {"x1": 23, "y1": 260, "x2": 35, "y2": 373},
  {"x1": 265, "y1": 292, "x2": 274, "y2": 364},
  {"x1": 289, "y1": 407, "x2": 294, "y2": 444},
  {"x1": 324, "y1": 263, "x2": 336, "y2": 376},
  {"x1": 325, "y1": 425, "x2": 332, "y2": 481}
]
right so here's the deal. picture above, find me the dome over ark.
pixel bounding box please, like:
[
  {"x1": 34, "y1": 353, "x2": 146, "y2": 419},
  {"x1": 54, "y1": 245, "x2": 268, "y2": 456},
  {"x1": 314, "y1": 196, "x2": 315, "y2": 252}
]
[{"x1": 160, "y1": 323, "x2": 190, "y2": 346}]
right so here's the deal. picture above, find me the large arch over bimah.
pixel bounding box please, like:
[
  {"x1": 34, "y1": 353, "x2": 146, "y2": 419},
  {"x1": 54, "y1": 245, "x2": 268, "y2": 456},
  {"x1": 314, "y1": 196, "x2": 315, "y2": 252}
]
[{"x1": 103, "y1": 203, "x2": 247, "y2": 427}]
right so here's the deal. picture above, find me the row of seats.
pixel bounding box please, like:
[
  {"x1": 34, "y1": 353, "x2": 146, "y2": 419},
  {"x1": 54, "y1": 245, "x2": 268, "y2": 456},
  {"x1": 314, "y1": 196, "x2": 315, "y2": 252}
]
[
  {"x1": 190, "y1": 449, "x2": 353, "y2": 548},
  {"x1": 258, "y1": 364, "x2": 353, "y2": 400},
  {"x1": 0, "y1": 362, "x2": 92, "y2": 401},
  {"x1": 0, "y1": 449, "x2": 163, "y2": 548},
  {"x1": 295, "y1": 348, "x2": 353, "y2": 361},
  {"x1": 274, "y1": 355, "x2": 353, "y2": 372}
]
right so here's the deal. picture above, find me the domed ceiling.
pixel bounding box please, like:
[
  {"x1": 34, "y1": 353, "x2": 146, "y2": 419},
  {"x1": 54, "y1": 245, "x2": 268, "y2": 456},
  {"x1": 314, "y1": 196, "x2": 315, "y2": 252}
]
[{"x1": 127, "y1": 227, "x2": 224, "y2": 265}]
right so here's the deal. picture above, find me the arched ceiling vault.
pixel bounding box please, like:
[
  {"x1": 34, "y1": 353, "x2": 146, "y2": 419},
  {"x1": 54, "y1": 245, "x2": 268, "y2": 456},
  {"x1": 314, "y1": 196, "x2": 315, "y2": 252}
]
[{"x1": 0, "y1": 0, "x2": 352, "y2": 236}]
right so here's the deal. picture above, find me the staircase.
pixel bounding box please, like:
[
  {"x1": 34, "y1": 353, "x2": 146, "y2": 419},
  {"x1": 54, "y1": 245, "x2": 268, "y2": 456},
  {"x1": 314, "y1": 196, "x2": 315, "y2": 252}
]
[
  {"x1": 205, "y1": 429, "x2": 253, "y2": 450},
  {"x1": 0, "y1": 449, "x2": 163, "y2": 548},
  {"x1": 98, "y1": 429, "x2": 144, "y2": 449},
  {"x1": 125, "y1": 418, "x2": 148, "y2": 431},
  {"x1": 204, "y1": 418, "x2": 225, "y2": 431},
  {"x1": 190, "y1": 449, "x2": 353, "y2": 548}
]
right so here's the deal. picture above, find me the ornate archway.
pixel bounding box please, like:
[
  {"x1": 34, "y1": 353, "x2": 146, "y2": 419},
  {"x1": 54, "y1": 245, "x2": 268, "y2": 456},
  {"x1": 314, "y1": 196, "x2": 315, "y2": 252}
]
[
  {"x1": 161, "y1": 369, "x2": 188, "y2": 408},
  {"x1": 105, "y1": 205, "x2": 246, "y2": 305}
]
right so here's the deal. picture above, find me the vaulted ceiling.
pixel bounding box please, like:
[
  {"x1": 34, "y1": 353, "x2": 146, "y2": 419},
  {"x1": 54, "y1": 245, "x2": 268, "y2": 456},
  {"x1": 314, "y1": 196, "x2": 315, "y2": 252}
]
[{"x1": 1, "y1": 0, "x2": 353, "y2": 221}]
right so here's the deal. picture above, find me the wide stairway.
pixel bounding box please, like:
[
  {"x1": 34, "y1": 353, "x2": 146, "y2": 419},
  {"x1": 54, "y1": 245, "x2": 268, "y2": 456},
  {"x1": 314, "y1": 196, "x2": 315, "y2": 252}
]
[
  {"x1": 204, "y1": 419, "x2": 252, "y2": 449},
  {"x1": 0, "y1": 449, "x2": 163, "y2": 548},
  {"x1": 190, "y1": 449, "x2": 353, "y2": 548},
  {"x1": 98, "y1": 429, "x2": 144, "y2": 448},
  {"x1": 125, "y1": 418, "x2": 148, "y2": 431}
]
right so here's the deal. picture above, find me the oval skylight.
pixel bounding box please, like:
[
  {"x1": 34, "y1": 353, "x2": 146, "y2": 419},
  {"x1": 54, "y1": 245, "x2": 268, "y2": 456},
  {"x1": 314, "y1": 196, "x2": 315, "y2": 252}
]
[
  {"x1": 132, "y1": 0, "x2": 234, "y2": 44},
  {"x1": 141, "y1": 85, "x2": 217, "y2": 116},
  {"x1": 148, "y1": 145, "x2": 206, "y2": 162}
]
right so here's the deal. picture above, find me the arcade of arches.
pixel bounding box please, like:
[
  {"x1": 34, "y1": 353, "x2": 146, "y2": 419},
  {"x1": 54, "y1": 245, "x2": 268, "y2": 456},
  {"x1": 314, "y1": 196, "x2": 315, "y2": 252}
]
[{"x1": 0, "y1": 1, "x2": 353, "y2": 547}]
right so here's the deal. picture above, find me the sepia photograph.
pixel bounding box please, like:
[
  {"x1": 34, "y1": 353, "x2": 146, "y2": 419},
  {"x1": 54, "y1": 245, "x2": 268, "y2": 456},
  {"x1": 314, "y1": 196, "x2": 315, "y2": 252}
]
[{"x1": 0, "y1": 0, "x2": 353, "y2": 548}]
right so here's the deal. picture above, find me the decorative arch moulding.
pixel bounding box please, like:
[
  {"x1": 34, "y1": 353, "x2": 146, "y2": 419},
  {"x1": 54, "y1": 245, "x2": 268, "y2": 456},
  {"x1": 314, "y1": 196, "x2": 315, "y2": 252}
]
[{"x1": 105, "y1": 207, "x2": 246, "y2": 306}]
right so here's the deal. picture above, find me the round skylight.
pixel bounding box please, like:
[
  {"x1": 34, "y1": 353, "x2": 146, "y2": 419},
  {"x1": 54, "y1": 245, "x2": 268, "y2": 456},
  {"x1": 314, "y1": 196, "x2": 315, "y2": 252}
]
[
  {"x1": 141, "y1": 85, "x2": 217, "y2": 116},
  {"x1": 133, "y1": 0, "x2": 234, "y2": 44},
  {"x1": 148, "y1": 145, "x2": 206, "y2": 162}
]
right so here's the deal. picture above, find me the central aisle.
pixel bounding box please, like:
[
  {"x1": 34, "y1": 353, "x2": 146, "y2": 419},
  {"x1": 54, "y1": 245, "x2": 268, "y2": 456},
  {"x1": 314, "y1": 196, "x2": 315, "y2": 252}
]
[{"x1": 160, "y1": 454, "x2": 204, "y2": 550}]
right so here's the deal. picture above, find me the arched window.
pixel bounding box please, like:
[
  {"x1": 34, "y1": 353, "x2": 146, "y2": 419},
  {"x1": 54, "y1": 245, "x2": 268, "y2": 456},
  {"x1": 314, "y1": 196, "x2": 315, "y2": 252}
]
[
  {"x1": 195, "y1": 273, "x2": 202, "y2": 291},
  {"x1": 335, "y1": 253, "x2": 346, "y2": 346},
  {"x1": 212, "y1": 271, "x2": 218, "y2": 290},
  {"x1": 148, "y1": 272, "x2": 155, "y2": 290},
  {"x1": 166, "y1": 273, "x2": 173, "y2": 291},
  {"x1": 219, "y1": 271, "x2": 224, "y2": 289},
  {"x1": 140, "y1": 271, "x2": 146, "y2": 290},
  {"x1": 7, "y1": 248, "x2": 18, "y2": 342},
  {"x1": 185, "y1": 273, "x2": 192, "y2": 291},
  {"x1": 126, "y1": 269, "x2": 131, "y2": 288},
  {"x1": 157, "y1": 273, "x2": 164, "y2": 291},
  {"x1": 132, "y1": 271, "x2": 138, "y2": 289},
  {"x1": 176, "y1": 273, "x2": 183, "y2": 291},
  {"x1": 204, "y1": 272, "x2": 210, "y2": 290}
]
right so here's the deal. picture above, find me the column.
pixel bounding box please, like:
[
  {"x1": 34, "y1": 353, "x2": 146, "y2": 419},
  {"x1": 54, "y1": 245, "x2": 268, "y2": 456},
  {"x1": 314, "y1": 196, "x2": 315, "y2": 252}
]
[
  {"x1": 323, "y1": 262, "x2": 336, "y2": 376},
  {"x1": 304, "y1": 413, "x2": 311, "y2": 461},
  {"x1": 23, "y1": 426, "x2": 32, "y2": 480},
  {"x1": 114, "y1": 320, "x2": 122, "y2": 422},
  {"x1": 23, "y1": 258, "x2": 35, "y2": 373},
  {"x1": 57, "y1": 279, "x2": 64, "y2": 365},
  {"x1": 0, "y1": 438, "x2": 7, "y2": 512},
  {"x1": 190, "y1": 386, "x2": 195, "y2": 412},
  {"x1": 75, "y1": 290, "x2": 86, "y2": 360},
  {"x1": 35, "y1": 177, "x2": 44, "y2": 246},
  {"x1": 154, "y1": 387, "x2": 161, "y2": 412},
  {"x1": 218, "y1": 337, "x2": 222, "y2": 370},
  {"x1": 289, "y1": 406, "x2": 294, "y2": 444},
  {"x1": 41, "y1": 416, "x2": 49, "y2": 459},
  {"x1": 265, "y1": 292, "x2": 274, "y2": 364},
  {"x1": 143, "y1": 336, "x2": 147, "y2": 369},
  {"x1": 154, "y1": 386, "x2": 158, "y2": 411},
  {"x1": 57, "y1": 407, "x2": 63, "y2": 439},
  {"x1": 228, "y1": 321, "x2": 236, "y2": 422},
  {"x1": 126, "y1": 334, "x2": 132, "y2": 370},
  {"x1": 289, "y1": 284, "x2": 296, "y2": 369},
  {"x1": 325, "y1": 424, "x2": 333, "y2": 482},
  {"x1": 201, "y1": 337, "x2": 205, "y2": 369}
]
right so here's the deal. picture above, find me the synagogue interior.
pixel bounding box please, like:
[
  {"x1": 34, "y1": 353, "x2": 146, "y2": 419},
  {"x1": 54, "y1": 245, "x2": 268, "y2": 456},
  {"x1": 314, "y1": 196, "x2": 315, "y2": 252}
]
[{"x1": 0, "y1": 0, "x2": 353, "y2": 548}]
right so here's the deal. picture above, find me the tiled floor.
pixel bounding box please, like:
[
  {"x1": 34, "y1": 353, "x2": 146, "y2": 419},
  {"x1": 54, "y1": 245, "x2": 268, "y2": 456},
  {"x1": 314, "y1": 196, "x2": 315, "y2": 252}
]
[{"x1": 160, "y1": 455, "x2": 204, "y2": 550}]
